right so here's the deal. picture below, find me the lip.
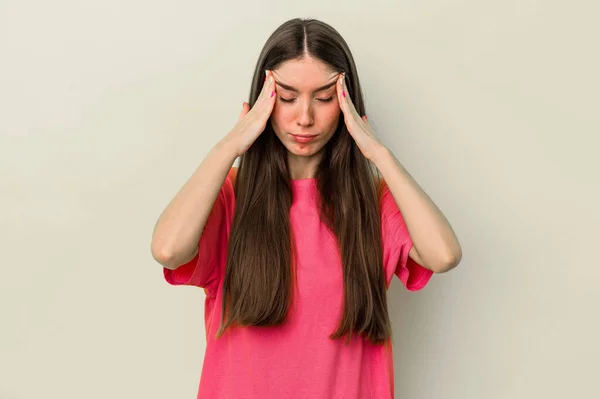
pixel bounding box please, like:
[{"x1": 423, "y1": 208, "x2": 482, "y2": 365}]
[{"x1": 291, "y1": 134, "x2": 318, "y2": 143}]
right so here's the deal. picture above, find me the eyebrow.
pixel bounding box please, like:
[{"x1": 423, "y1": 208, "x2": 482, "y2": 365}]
[{"x1": 274, "y1": 79, "x2": 338, "y2": 93}]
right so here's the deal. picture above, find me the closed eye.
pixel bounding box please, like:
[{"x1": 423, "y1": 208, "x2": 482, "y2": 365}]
[{"x1": 279, "y1": 96, "x2": 334, "y2": 103}]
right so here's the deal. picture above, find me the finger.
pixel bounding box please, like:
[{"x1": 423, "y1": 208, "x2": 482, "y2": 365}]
[
  {"x1": 259, "y1": 70, "x2": 276, "y2": 111},
  {"x1": 255, "y1": 70, "x2": 275, "y2": 108},
  {"x1": 338, "y1": 74, "x2": 362, "y2": 121},
  {"x1": 238, "y1": 102, "x2": 250, "y2": 121},
  {"x1": 337, "y1": 73, "x2": 345, "y2": 110},
  {"x1": 337, "y1": 73, "x2": 354, "y2": 118},
  {"x1": 262, "y1": 71, "x2": 275, "y2": 96}
]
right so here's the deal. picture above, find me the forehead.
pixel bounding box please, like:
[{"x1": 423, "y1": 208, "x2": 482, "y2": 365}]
[{"x1": 273, "y1": 58, "x2": 338, "y2": 92}]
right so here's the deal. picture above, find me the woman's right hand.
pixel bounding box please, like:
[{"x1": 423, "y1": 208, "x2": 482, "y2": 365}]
[{"x1": 224, "y1": 70, "x2": 277, "y2": 157}]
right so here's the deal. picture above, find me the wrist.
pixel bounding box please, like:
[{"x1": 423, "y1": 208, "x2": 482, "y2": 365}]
[
  {"x1": 370, "y1": 144, "x2": 391, "y2": 165},
  {"x1": 214, "y1": 137, "x2": 241, "y2": 159}
]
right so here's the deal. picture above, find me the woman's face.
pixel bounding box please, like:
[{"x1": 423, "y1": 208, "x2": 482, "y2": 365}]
[{"x1": 269, "y1": 57, "x2": 341, "y2": 159}]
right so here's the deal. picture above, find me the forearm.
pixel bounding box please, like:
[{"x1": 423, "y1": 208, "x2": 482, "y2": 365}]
[
  {"x1": 151, "y1": 139, "x2": 238, "y2": 269},
  {"x1": 372, "y1": 145, "x2": 462, "y2": 272}
]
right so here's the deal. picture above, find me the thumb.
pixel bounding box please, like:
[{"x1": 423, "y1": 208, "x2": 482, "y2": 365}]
[{"x1": 238, "y1": 102, "x2": 250, "y2": 121}]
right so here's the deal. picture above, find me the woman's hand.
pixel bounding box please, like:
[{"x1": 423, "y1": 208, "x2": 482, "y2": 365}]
[
  {"x1": 225, "y1": 70, "x2": 277, "y2": 157},
  {"x1": 336, "y1": 73, "x2": 385, "y2": 161}
]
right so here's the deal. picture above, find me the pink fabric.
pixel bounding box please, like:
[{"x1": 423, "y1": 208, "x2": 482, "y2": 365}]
[{"x1": 163, "y1": 168, "x2": 433, "y2": 398}]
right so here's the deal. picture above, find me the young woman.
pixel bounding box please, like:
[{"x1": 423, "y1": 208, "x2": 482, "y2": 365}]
[{"x1": 151, "y1": 17, "x2": 461, "y2": 399}]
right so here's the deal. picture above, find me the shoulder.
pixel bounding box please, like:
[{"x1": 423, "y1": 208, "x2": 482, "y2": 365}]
[
  {"x1": 375, "y1": 174, "x2": 389, "y2": 203},
  {"x1": 375, "y1": 176, "x2": 401, "y2": 222},
  {"x1": 213, "y1": 166, "x2": 237, "y2": 205},
  {"x1": 228, "y1": 166, "x2": 238, "y2": 186},
  {"x1": 221, "y1": 166, "x2": 238, "y2": 204}
]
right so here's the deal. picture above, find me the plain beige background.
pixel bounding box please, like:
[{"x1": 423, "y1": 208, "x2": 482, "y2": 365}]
[{"x1": 1, "y1": 1, "x2": 598, "y2": 398}]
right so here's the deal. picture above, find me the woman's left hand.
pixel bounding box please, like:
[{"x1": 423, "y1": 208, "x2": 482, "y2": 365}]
[{"x1": 336, "y1": 73, "x2": 385, "y2": 161}]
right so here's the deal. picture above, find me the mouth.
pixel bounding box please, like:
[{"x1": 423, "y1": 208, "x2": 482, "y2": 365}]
[{"x1": 290, "y1": 134, "x2": 318, "y2": 143}]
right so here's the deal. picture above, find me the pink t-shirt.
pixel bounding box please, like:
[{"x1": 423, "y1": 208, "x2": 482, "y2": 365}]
[{"x1": 163, "y1": 167, "x2": 433, "y2": 398}]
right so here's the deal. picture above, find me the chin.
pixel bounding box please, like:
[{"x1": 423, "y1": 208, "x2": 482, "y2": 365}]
[
  {"x1": 274, "y1": 129, "x2": 329, "y2": 156},
  {"x1": 288, "y1": 142, "x2": 326, "y2": 157}
]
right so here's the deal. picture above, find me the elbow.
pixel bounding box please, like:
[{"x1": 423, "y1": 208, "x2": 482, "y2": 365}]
[
  {"x1": 151, "y1": 239, "x2": 197, "y2": 270},
  {"x1": 151, "y1": 242, "x2": 178, "y2": 270},
  {"x1": 432, "y1": 246, "x2": 462, "y2": 274}
]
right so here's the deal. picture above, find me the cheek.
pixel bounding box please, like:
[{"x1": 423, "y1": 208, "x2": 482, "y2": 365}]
[
  {"x1": 317, "y1": 105, "x2": 342, "y2": 134},
  {"x1": 321, "y1": 104, "x2": 341, "y2": 125},
  {"x1": 270, "y1": 106, "x2": 289, "y2": 134},
  {"x1": 272, "y1": 103, "x2": 341, "y2": 127},
  {"x1": 271, "y1": 104, "x2": 287, "y2": 123}
]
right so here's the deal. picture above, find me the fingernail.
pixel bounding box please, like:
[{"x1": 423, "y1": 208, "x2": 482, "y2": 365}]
[
  {"x1": 342, "y1": 91, "x2": 346, "y2": 98},
  {"x1": 271, "y1": 91, "x2": 275, "y2": 97}
]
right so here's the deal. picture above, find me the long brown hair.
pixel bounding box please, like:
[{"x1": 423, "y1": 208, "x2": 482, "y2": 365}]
[{"x1": 216, "y1": 18, "x2": 392, "y2": 346}]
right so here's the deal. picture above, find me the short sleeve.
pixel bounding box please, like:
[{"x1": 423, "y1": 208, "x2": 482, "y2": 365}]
[
  {"x1": 380, "y1": 181, "x2": 433, "y2": 291},
  {"x1": 162, "y1": 167, "x2": 236, "y2": 297}
]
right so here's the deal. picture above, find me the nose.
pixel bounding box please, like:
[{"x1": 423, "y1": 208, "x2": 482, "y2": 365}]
[{"x1": 296, "y1": 101, "x2": 314, "y2": 127}]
